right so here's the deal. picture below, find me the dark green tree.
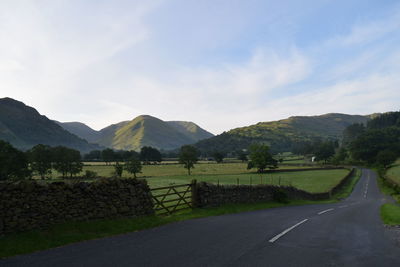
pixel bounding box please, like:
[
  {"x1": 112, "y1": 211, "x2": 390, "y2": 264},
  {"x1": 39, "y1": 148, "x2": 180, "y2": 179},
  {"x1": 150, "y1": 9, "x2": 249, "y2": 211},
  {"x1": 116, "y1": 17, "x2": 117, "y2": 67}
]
[
  {"x1": 140, "y1": 146, "x2": 162, "y2": 164},
  {"x1": 84, "y1": 150, "x2": 102, "y2": 161},
  {"x1": 52, "y1": 146, "x2": 83, "y2": 178},
  {"x1": 179, "y1": 145, "x2": 198, "y2": 175},
  {"x1": 314, "y1": 141, "x2": 336, "y2": 163},
  {"x1": 114, "y1": 162, "x2": 123, "y2": 178},
  {"x1": 124, "y1": 158, "x2": 142, "y2": 178},
  {"x1": 342, "y1": 123, "x2": 366, "y2": 146},
  {"x1": 27, "y1": 144, "x2": 52, "y2": 179},
  {"x1": 237, "y1": 151, "x2": 248, "y2": 162},
  {"x1": 101, "y1": 148, "x2": 115, "y2": 165},
  {"x1": 349, "y1": 127, "x2": 400, "y2": 164},
  {"x1": 0, "y1": 140, "x2": 30, "y2": 180},
  {"x1": 212, "y1": 151, "x2": 225, "y2": 163},
  {"x1": 376, "y1": 150, "x2": 397, "y2": 169},
  {"x1": 247, "y1": 144, "x2": 277, "y2": 172}
]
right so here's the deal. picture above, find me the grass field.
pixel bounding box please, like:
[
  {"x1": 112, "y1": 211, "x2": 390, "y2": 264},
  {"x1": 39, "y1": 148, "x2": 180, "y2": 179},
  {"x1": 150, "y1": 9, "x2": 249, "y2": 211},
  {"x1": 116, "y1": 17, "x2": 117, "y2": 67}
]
[
  {"x1": 380, "y1": 203, "x2": 400, "y2": 225},
  {"x1": 36, "y1": 162, "x2": 348, "y2": 194},
  {"x1": 144, "y1": 169, "x2": 349, "y2": 193},
  {"x1": 386, "y1": 160, "x2": 400, "y2": 186}
]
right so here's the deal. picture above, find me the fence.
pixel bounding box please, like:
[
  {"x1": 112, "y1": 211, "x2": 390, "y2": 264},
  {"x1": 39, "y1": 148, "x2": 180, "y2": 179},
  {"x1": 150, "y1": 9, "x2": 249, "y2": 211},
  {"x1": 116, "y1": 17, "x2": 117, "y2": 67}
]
[{"x1": 150, "y1": 182, "x2": 195, "y2": 216}]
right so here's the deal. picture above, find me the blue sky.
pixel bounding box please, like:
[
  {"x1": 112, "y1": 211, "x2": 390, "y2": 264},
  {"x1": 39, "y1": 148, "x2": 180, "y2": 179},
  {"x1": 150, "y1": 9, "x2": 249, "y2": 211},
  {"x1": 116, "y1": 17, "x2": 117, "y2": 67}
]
[{"x1": 1, "y1": 0, "x2": 399, "y2": 134}]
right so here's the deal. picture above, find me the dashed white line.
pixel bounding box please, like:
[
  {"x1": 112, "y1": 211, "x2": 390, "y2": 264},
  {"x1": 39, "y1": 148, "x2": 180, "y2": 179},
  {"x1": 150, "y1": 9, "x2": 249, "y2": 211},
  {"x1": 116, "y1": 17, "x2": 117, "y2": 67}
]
[
  {"x1": 269, "y1": 219, "x2": 309, "y2": 243},
  {"x1": 364, "y1": 173, "x2": 370, "y2": 198},
  {"x1": 317, "y1": 208, "x2": 334, "y2": 215}
]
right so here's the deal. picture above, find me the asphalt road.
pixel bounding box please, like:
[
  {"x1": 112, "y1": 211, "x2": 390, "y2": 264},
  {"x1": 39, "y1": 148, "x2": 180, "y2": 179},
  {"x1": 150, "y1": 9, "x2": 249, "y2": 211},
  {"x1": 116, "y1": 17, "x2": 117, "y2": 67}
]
[{"x1": 2, "y1": 168, "x2": 400, "y2": 267}]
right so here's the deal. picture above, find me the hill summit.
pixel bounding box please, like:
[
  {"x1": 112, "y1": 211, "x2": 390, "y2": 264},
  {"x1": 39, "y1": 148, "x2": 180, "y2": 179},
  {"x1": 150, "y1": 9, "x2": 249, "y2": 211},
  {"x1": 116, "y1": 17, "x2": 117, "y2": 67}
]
[
  {"x1": 58, "y1": 115, "x2": 214, "y2": 151},
  {"x1": 0, "y1": 97, "x2": 99, "y2": 152}
]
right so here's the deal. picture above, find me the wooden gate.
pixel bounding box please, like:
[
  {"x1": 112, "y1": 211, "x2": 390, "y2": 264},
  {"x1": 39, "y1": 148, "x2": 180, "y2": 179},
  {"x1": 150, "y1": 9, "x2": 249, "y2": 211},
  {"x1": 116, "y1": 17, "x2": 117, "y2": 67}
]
[{"x1": 150, "y1": 183, "x2": 194, "y2": 216}]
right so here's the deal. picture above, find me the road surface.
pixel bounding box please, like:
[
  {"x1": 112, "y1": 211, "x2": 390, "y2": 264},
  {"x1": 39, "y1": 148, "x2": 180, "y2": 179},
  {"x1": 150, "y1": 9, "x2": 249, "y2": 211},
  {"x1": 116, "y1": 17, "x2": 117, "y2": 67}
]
[{"x1": 2, "y1": 168, "x2": 399, "y2": 266}]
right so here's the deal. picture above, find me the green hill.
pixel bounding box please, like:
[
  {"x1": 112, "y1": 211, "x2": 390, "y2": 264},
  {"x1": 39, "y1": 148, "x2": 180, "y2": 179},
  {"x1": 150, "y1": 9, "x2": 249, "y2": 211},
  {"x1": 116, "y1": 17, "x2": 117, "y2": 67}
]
[
  {"x1": 195, "y1": 113, "x2": 372, "y2": 154},
  {"x1": 54, "y1": 121, "x2": 100, "y2": 143},
  {"x1": 0, "y1": 98, "x2": 99, "y2": 152},
  {"x1": 96, "y1": 115, "x2": 214, "y2": 151}
]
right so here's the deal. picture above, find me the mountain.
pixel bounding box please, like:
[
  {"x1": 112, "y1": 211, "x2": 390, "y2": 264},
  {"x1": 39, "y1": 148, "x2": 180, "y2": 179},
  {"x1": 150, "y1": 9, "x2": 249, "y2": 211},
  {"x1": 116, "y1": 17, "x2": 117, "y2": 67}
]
[
  {"x1": 0, "y1": 98, "x2": 99, "y2": 152},
  {"x1": 195, "y1": 113, "x2": 372, "y2": 154},
  {"x1": 166, "y1": 121, "x2": 214, "y2": 141},
  {"x1": 95, "y1": 115, "x2": 214, "y2": 151},
  {"x1": 54, "y1": 121, "x2": 100, "y2": 143}
]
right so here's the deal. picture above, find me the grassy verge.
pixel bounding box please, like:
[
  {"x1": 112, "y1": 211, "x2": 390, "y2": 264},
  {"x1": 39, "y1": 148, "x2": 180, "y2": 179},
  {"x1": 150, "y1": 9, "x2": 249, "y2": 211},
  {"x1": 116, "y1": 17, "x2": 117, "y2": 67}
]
[
  {"x1": 380, "y1": 203, "x2": 400, "y2": 225},
  {"x1": 333, "y1": 168, "x2": 361, "y2": 199},
  {"x1": 377, "y1": 170, "x2": 400, "y2": 203},
  {"x1": 0, "y1": 168, "x2": 360, "y2": 259}
]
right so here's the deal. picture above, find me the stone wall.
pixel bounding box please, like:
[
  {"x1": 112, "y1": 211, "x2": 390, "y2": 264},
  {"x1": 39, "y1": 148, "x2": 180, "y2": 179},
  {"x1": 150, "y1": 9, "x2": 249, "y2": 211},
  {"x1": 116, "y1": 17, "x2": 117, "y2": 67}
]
[
  {"x1": 195, "y1": 168, "x2": 355, "y2": 207},
  {"x1": 0, "y1": 179, "x2": 154, "y2": 235}
]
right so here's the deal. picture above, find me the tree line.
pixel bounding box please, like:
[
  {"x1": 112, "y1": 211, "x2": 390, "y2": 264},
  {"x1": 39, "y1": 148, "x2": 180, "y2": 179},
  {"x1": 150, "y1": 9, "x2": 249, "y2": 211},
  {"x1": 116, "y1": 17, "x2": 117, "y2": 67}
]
[{"x1": 0, "y1": 141, "x2": 83, "y2": 180}]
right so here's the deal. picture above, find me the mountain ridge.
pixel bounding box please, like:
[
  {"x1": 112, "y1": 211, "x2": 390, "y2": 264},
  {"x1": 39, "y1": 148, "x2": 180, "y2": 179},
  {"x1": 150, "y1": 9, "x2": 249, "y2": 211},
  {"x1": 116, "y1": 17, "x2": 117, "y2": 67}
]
[
  {"x1": 194, "y1": 112, "x2": 375, "y2": 154},
  {"x1": 0, "y1": 98, "x2": 99, "y2": 152}
]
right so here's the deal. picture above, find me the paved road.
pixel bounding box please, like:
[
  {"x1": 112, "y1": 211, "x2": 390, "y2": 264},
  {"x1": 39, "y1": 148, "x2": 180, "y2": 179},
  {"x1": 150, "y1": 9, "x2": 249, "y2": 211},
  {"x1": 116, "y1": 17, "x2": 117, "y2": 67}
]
[{"x1": 2, "y1": 169, "x2": 400, "y2": 267}]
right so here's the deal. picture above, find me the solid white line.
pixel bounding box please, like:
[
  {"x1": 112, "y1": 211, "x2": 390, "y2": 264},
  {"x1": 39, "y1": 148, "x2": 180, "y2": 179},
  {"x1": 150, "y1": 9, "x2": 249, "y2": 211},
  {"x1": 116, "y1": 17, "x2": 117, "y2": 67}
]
[
  {"x1": 269, "y1": 219, "x2": 308, "y2": 243},
  {"x1": 318, "y1": 208, "x2": 334, "y2": 215}
]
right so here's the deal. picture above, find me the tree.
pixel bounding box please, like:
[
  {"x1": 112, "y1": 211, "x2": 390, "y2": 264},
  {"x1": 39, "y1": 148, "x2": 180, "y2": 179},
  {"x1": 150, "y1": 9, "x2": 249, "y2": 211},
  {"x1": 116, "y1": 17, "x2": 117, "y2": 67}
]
[
  {"x1": 140, "y1": 146, "x2": 162, "y2": 164},
  {"x1": 212, "y1": 151, "x2": 225, "y2": 163},
  {"x1": 342, "y1": 123, "x2": 366, "y2": 146},
  {"x1": 237, "y1": 151, "x2": 248, "y2": 162},
  {"x1": 52, "y1": 146, "x2": 83, "y2": 178},
  {"x1": 114, "y1": 162, "x2": 123, "y2": 178},
  {"x1": 179, "y1": 145, "x2": 198, "y2": 175},
  {"x1": 101, "y1": 148, "x2": 115, "y2": 165},
  {"x1": 84, "y1": 150, "x2": 101, "y2": 161},
  {"x1": 247, "y1": 144, "x2": 277, "y2": 172},
  {"x1": 349, "y1": 127, "x2": 400, "y2": 164},
  {"x1": 331, "y1": 147, "x2": 348, "y2": 165},
  {"x1": 124, "y1": 158, "x2": 142, "y2": 178},
  {"x1": 314, "y1": 141, "x2": 336, "y2": 163},
  {"x1": 27, "y1": 144, "x2": 52, "y2": 179},
  {"x1": 0, "y1": 140, "x2": 30, "y2": 180},
  {"x1": 376, "y1": 150, "x2": 397, "y2": 169}
]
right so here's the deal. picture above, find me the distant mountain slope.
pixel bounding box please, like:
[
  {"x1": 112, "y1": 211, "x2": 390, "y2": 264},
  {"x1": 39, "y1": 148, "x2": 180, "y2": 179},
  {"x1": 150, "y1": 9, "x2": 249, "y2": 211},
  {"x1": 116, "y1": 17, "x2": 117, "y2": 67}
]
[
  {"x1": 166, "y1": 121, "x2": 214, "y2": 141},
  {"x1": 97, "y1": 115, "x2": 213, "y2": 151},
  {"x1": 0, "y1": 98, "x2": 99, "y2": 152},
  {"x1": 54, "y1": 121, "x2": 100, "y2": 143},
  {"x1": 195, "y1": 113, "x2": 372, "y2": 154}
]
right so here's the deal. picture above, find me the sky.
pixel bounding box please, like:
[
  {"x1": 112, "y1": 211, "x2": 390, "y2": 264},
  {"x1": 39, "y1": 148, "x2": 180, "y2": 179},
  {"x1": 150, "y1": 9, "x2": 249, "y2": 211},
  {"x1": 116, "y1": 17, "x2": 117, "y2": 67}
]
[{"x1": 1, "y1": 0, "x2": 400, "y2": 134}]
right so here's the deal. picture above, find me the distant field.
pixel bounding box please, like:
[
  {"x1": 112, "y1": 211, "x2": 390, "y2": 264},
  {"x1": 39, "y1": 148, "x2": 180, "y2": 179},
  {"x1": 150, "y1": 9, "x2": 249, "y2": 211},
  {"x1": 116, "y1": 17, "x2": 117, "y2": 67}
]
[
  {"x1": 37, "y1": 162, "x2": 348, "y2": 194},
  {"x1": 144, "y1": 169, "x2": 349, "y2": 193},
  {"x1": 386, "y1": 160, "x2": 400, "y2": 185}
]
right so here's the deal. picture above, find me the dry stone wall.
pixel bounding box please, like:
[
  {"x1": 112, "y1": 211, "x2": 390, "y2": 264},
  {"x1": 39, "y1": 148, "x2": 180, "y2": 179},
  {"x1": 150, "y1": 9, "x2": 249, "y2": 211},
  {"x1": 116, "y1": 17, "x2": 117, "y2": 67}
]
[
  {"x1": 195, "y1": 168, "x2": 355, "y2": 207},
  {"x1": 0, "y1": 179, "x2": 154, "y2": 235}
]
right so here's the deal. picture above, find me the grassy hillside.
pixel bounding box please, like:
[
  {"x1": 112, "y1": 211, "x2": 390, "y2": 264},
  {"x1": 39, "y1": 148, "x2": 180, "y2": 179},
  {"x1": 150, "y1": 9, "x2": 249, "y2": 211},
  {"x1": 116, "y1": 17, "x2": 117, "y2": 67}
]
[
  {"x1": 167, "y1": 121, "x2": 214, "y2": 141},
  {"x1": 0, "y1": 98, "x2": 98, "y2": 152},
  {"x1": 196, "y1": 113, "x2": 371, "y2": 154},
  {"x1": 97, "y1": 115, "x2": 213, "y2": 151},
  {"x1": 55, "y1": 121, "x2": 100, "y2": 143}
]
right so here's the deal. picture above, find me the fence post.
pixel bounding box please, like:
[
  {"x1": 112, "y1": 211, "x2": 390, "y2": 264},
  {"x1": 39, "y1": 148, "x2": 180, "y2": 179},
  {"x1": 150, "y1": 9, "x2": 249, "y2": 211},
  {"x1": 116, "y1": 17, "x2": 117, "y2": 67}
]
[{"x1": 191, "y1": 179, "x2": 198, "y2": 208}]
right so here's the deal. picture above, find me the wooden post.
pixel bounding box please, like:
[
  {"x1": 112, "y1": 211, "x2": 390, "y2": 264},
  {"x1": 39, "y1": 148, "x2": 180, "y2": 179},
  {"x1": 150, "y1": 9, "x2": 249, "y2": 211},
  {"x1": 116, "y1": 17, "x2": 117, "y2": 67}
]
[
  {"x1": 250, "y1": 177, "x2": 252, "y2": 185},
  {"x1": 191, "y1": 179, "x2": 198, "y2": 208}
]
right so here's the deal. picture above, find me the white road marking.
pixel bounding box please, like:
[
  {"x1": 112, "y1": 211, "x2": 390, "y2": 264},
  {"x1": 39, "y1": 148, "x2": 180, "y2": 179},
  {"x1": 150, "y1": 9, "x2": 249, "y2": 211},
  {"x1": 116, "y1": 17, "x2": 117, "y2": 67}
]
[
  {"x1": 269, "y1": 219, "x2": 308, "y2": 243},
  {"x1": 339, "y1": 205, "x2": 348, "y2": 208},
  {"x1": 318, "y1": 208, "x2": 334, "y2": 215},
  {"x1": 364, "y1": 173, "x2": 370, "y2": 198}
]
